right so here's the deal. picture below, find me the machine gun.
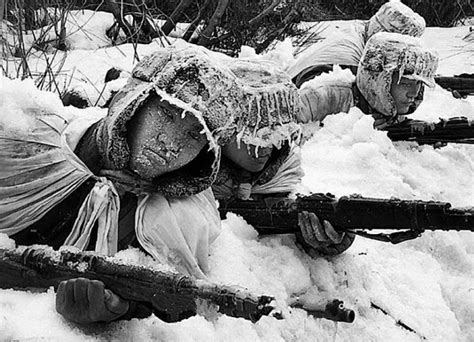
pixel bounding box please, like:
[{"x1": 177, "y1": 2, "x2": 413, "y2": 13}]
[
  {"x1": 435, "y1": 74, "x2": 474, "y2": 97},
  {"x1": 385, "y1": 117, "x2": 474, "y2": 145},
  {"x1": 218, "y1": 193, "x2": 474, "y2": 244},
  {"x1": 0, "y1": 246, "x2": 355, "y2": 323}
]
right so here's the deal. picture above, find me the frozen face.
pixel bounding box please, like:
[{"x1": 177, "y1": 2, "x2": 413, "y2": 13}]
[
  {"x1": 222, "y1": 137, "x2": 274, "y2": 173},
  {"x1": 127, "y1": 97, "x2": 207, "y2": 179},
  {"x1": 390, "y1": 72, "x2": 422, "y2": 115}
]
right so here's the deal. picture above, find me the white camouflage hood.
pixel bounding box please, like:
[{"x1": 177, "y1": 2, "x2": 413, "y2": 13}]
[
  {"x1": 366, "y1": 0, "x2": 426, "y2": 39},
  {"x1": 356, "y1": 32, "x2": 438, "y2": 117},
  {"x1": 104, "y1": 43, "x2": 301, "y2": 159},
  {"x1": 99, "y1": 44, "x2": 300, "y2": 195}
]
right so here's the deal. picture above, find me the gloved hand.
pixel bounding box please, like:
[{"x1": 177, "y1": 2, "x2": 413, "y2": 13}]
[
  {"x1": 297, "y1": 211, "x2": 355, "y2": 256},
  {"x1": 56, "y1": 278, "x2": 129, "y2": 324}
]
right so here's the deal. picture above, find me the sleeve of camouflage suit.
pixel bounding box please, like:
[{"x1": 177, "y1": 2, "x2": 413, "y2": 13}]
[{"x1": 297, "y1": 68, "x2": 356, "y2": 124}]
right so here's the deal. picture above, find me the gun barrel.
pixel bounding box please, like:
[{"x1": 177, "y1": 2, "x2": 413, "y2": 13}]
[
  {"x1": 292, "y1": 299, "x2": 355, "y2": 323},
  {"x1": 335, "y1": 197, "x2": 474, "y2": 231},
  {"x1": 385, "y1": 118, "x2": 474, "y2": 145},
  {"x1": 322, "y1": 299, "x2": 355, "y2": 323},
  {"x1": 435, "y1": 76, "x2": 474, "y2": 95},
  {"x1": 218, "y1": 194, "x2": 474, "y2": 234}
]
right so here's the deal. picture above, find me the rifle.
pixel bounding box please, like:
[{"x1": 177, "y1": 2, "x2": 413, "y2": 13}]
[
  {"x1": 218, "y1": 193, "x2": 474, "y2": 244},
  {"x1": 0, "y1": 246, "x2": 355, "y2": 323},
  {"x1": 435, "y1": 74, "x2": 474, "y2": 96},
  {"x1": 384, "y1": 117, "x2": 474, "y2": 145}
]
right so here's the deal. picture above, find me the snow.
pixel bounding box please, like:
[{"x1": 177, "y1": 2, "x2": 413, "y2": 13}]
[
  {"x1": 296, "y1": 110, "x2": 474, "y2": 206},
  {"x1": 1, "y1": 10, "x2": 473, "y2": 342}
]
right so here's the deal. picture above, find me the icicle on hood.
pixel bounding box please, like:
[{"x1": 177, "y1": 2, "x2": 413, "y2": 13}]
[
  {"x1": 366, "y1": 0, "x2": 426, "y2": 40},
  {"x1": 226, "y1": 60, "x2": 301, "y2": 149},
  {"x1": 98, "y1": 44, "x2": 300, "y2": 196},
  {"x1": 132, "y1": 44, "x2": 301, "y2": 149},
  {"x1": 96, "y1": 51, "x2": 221, "y2": 197},
  {"x1": 356, "y1": 32, "x2": 438, "y2": 118}
]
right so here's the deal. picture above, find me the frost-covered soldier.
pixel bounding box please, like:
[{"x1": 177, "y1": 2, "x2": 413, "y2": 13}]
[
  {"x1": 209, "y1": 59, "x2": 356, "y2": 256},
  {"x1": 298, "y1": 32, "x2": 439, "y2": 129},
  {"x1": 288, "y1": 0, "x2": 426, "y2": 88},
  {"x1": 0, "y1": 46, "x2": 231, "y2": 324},
  {"x1": 0, "y1": 44, "x2": 351, "y2": 325},
  {"x1": 127, "y1": 44, "x2": 354, "y2": 256}
]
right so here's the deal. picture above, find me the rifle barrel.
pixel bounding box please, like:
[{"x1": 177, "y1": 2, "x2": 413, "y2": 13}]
[
  {"x1": 385, "y1": 118, "x2": 474, "y2": 145},
  {"x1": 435, "y1": 75, "x2": 474, "y2": 95},
  {"x1": 218, "y1": 194, "x2": 474, "y2": 234}
]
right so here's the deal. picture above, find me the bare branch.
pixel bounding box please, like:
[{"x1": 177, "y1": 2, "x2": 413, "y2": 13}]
[
  {"x1": 248, "y1": 0, "x2": 280, "y2": 27},
  {"x1": 182, "y1": 0, "x2": 211, "y2": 42},
  {"x1": 197, "y1": 0, "x2": 230, "y2": 47},
  {"x1": 161, "y1": 0, "x2": 194, "y2": 36},
  {"x1": 104, "y1": 0, "x2": 135, "y2": 41}
]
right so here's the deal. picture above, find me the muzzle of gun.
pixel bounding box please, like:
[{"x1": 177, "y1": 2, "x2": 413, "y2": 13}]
[{"x1": 290, "y1": 299, "x2": 355, "y2": 323}]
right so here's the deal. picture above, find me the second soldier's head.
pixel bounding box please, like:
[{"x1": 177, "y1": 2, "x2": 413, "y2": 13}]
[{"x1": 356, "y1": 32, "x2": 438, "y2": 126}]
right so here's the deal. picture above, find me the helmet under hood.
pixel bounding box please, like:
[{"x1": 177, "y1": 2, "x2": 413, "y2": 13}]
[
  {"x1": 97, "y1": 43, "x2": 300, "y2": 196},
  {"x1": 356, "y1": 32, "x2": 438, "y2": 119}
]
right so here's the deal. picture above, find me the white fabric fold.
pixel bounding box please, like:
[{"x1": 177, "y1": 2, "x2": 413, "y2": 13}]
[
  {"x1": 1, "y1": 107, "x2": 220, "y2": 275},
  {"x1": 0, "y1": 110, "x2": 104, "y2": 235},
  {"x1": 0, "y1": 108, "x2": 122, "y2": 256},
  {"x1": 135, "y1": 188, "x2": 221, "y2": 279},
  {"x1": 252, "y1": 145, "x2": 304, "y2": 195},
  {"x1": 64, "y1": 178, "x2": 120, "y2": 255}
]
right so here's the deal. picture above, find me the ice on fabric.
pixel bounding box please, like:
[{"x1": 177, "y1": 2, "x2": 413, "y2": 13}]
[
  {"x1": 366, "y1": 0, "x2": 426, "y2": 38},
  {"x1": 357, "y1": 32, "x2": 438, "y2": 118}
]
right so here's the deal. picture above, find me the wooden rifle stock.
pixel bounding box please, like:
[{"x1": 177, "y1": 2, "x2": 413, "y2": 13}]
[
  {"x1": 0, "y1": 246, "x2": 275, "y2": 322},
  {"x1": 218, "y1": 194, "x2": 474, "y2": 243}
]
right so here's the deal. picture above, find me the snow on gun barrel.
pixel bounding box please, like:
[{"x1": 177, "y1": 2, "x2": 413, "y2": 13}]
[{"x1": 0, "y1": 245, "x2": 356, "y2": 323}]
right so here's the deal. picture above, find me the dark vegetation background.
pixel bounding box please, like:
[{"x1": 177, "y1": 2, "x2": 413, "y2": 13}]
[
  {"x1": 2, "y1": 0, "x2": 472, "y2": 90},
  {"x1": 3, "y1": 0, "x2": 472, "y2": 55},
  {"x1": 316, "y1": 0, "x2": 473, "y2": 27}
]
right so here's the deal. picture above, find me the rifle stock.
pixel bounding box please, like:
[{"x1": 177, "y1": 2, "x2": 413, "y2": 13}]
[
  {"x1": 0, "y1": 246, "x2": 275, "y2": 323},
  {"x1": 218, "y1": 193, "x2": 474, "y2": 243},
  {"x1": 0, "y1": 245, "x2": 357, "y2": 323},
  {"x1": 384, "y1": 117, "x2": 474, "y2": 145}
]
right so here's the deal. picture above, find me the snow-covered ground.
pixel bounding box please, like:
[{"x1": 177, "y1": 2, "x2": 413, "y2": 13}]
[{"x1": 0, "y1": 10, "x2": 473, "y2": 342}]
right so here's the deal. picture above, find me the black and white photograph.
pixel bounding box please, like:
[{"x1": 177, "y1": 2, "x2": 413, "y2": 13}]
[{"x1": 0, "y1": 0, "x2": 473, "y2": 340}]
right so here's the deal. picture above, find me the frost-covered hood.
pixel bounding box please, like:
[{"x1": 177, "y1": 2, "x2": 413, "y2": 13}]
[
  {"x1": 97, "y1": 77, "x2": 220, "y2": 197},
  {"x1": 131, "y1": 44, "x2": 300, "y2": 149},
  {"x1": 366, "y1": 0, "x2": 426, "y2": 39},
  {"x1": 98, "y1": 43, "x2": 300, "y2": 196},
  {"x1": 356, "y1": 32, "x2": 438, "y2": 118}
]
